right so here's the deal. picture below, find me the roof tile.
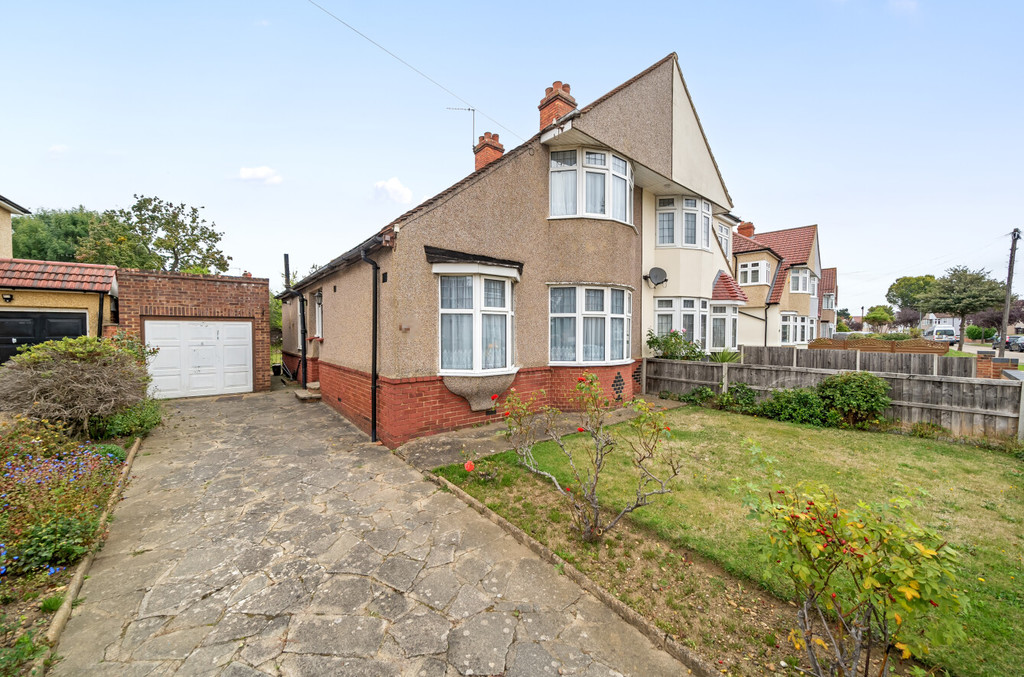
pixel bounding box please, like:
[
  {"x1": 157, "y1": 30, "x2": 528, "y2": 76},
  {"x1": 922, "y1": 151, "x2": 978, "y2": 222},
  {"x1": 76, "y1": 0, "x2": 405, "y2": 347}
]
[
  {"x1": 0, "y1": 258, "x2": 117, "y2": 293},
  {"x1": 712, "y1": 270, "x2": 748, "y2": 303}
]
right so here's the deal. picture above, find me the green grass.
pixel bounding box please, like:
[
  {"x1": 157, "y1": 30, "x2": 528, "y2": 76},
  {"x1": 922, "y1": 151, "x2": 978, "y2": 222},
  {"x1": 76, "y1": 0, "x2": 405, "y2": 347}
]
[
  {"x1": 945, "y1": 349, "x2": 974, "y2": 358},
  {"x1": 439, "y1": 408, "x2": 1024, "y2": 677}
]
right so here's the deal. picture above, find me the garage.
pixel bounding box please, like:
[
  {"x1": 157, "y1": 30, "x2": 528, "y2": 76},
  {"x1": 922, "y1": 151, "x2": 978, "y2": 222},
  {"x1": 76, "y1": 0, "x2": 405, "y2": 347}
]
[
  {"x1": 146, "y1": 320, "x2": 254, "y2": 399},
  {"x1": 0, "y1": 310, "x2": 88, "y2": 363}
]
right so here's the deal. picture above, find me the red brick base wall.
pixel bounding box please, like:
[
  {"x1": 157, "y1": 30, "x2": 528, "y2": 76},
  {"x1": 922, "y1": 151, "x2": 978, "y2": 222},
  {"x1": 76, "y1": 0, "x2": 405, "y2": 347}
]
[
  {"x1": 318, "y1": 360, "x2": 641, "y2": 448},
  {"x1": 282, "y1": 352, "x2": 321, "y2": 383}
]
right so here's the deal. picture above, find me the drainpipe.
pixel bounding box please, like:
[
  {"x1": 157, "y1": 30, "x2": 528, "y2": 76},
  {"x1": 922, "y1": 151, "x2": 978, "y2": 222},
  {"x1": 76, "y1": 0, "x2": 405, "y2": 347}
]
[
  {"x1": 97, "y1": 292, "x2": 105, "y2": 338},
  {"x1": 298, "y1": 293, "x2": 308, "y2": 388},
  {"x1": 360, "y1": 237, "x2": 383, "y2": 443}
]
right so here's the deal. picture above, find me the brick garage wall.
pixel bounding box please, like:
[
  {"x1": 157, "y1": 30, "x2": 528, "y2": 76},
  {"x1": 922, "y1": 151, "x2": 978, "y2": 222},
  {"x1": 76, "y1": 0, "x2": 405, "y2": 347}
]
[
  {"x1": 319, "y1": 359, "x2": 639, "y2": 448},
  {"x1": 115, "y1": 269, "x2": 271, "y2": 392}
]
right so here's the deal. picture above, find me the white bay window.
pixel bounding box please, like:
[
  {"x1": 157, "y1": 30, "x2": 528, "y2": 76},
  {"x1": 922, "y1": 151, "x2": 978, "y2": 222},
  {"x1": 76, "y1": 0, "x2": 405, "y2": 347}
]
[
  {"x1": 652, "y1": 297, "x2": 704, "y2": 347},
  {"x1": 654, "y1": 196, "x2": 714, "y2": 250},
  {"x1": 738, "y1": 260, "x2": 770, "y2": 285},
  {"x1": 550, "y1": 286, "x2": 631, "y2": 364},
  {"x1": 438, "y1": 273, "x2": 515, "y2": 374},
  {"x1": 790, "y1": 268, "x2": 810, "y2": 293},
  {"x1": 550, "y1": 149, "x2": 633, "y2": 224}
]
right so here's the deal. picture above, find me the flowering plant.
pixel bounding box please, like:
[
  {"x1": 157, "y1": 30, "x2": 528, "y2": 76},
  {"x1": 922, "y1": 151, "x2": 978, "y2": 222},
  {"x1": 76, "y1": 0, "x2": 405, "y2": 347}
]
[{"x1": 645, "y1": 329, "x2": 705, "y2": 361}]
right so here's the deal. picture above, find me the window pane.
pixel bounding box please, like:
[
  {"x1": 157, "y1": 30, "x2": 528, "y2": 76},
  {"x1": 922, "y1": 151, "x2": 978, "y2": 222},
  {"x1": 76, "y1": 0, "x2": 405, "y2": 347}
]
[
  {"x1": 611, "y1": 317, "x2": 624, "y2": 360},
  {"x1": 583, "y1": 317, "x2": 605, "y2": 361},
  {"x1": 550, "y1": 317, "x2": 576, "y2": 361},
  {"x1": 482, "y1": 314, "x2": 506, "y2": 369},
  {"x1": 585, "y1": 151, "x2": 606, "y2": 166},
  {"x1": 585, "y1": 289, "x2": 604, "y2": 312},
  {"x1": 550, "y1": 150, "x2": 576, "y2": 168},
  {"x1": 658, "y1": 198, "x2": 675, "y2": 208},
  {"x1": 657, "y1": 314, "x2": 673, "y2": 336},
  {"x1": 684, "y1": 198, "x2": 697, "y2": 208},
  {"x1": 750, "y1": 268, "x2": 759, "y2": 283},
  {"x1": 550, "y1": 288, "x2": 576, "y2": 313},
  {"x1": 613, "y1": 175, "x2": 627, "y2": 221},
  {"x1": 656, "y1": 299, "x2": 673, "y2": 309},
  {"x1": 684, "y1": 212, "x2": 697, "y2": 244},
  {"x1": 611, "y1": 289, "x2": 625, "y2": 315},
  {"x1": 740, "y1": 270, "x2": 748, "y2": 284},
  {"x1": 700, "y1": 314, "x2": 707, "y2": 348},
  {"x1": 703, "y1": 215, "x2": 711, "y2": 248},
  {"x1": 441, "y1": 314, "x2": 472, "y2": 369},
  {"x1": 550, "y1": 169, "x2": 577, "y2": 216},
  {"x1": 781, "y1": 323, "x2": 790, "y2": 343},
  {"x1": 440, "y1": 276, "x2": 473, "y2": 309},
  {"x1": 731, "y1": 318, "x2": 738, "y2": 348},
  {"x1": 713, "y1": 317, "x2": 726, "y2": 348},
  {"x1": 791, "y1": 273, "x2": 799, "y2": 292},
  {"x1": 682, "y1": 313, "x2": 695, "y2": 340},
  {"x1": 703, "y1": 201, "x2": 711, "y2": 212},
  {"x1": 682, "y1": 299, "x2": 695, "y2": 309},
  {"x1": 657, "y1": 212, "x2": 674, "y2": 245},
  {"x1": 612, "y1": 156, "x2": 627, "y2": 174},
  {"x1": 712, "y1": 306, "x2": 726, "y2": 314},
  {"x1": 484, "y1": 279, "x2": 505, "y2": 308},
  {"x1": 585, "y1": 171, "x2": 606, "y2": 214}
]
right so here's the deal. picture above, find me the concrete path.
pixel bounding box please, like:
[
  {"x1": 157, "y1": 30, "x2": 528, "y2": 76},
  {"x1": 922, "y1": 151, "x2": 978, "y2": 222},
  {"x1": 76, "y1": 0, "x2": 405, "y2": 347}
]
[{"x1": 54, "y1": 389, "x2": 688, "y2": 676}]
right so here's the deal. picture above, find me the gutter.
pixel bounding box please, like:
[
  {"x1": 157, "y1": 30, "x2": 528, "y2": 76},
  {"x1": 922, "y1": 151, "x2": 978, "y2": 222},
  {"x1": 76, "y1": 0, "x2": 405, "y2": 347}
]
[{"x1": 360, "y1": 236, "x2": 384, "y2": 443}]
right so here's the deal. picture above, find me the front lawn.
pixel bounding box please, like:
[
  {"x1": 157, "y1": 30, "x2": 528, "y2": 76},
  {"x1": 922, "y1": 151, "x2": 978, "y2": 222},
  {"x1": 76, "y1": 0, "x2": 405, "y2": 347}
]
[{"x1": 438, "y1": 406, "x2": 1023, "y2": 677}]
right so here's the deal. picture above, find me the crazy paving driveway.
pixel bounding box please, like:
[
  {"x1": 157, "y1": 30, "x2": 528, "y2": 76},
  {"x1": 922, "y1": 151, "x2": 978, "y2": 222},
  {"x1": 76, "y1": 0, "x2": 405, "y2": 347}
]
[{"x1": 54, "y1": 389, "x2": 687, "y2": 676}]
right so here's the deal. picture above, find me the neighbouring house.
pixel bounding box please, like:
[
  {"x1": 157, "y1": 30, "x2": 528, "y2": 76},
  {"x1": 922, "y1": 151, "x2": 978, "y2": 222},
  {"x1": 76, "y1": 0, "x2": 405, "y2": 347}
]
[
  {"x1": 282, "y1": 53, "x2": 748, "y2": 447},
  {"x1": 920, "y1": 313, "x2": 961, "y2": 334},
  {"x1": 818, "y1": 267, "x2": 838, "y2": 338},
  {"x1": 0, "y1": 193, "x2": 29, "y2": 259},
  {"x1": 732, "y1": 223, "x2": 825, "y2": 347}
]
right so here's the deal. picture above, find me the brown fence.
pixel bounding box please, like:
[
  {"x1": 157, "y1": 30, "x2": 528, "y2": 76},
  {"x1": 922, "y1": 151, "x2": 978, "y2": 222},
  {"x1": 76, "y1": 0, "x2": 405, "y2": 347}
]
[
  {"x1": 808, "y1": 337, "x2": 948, "y2": 354},
  {"x1": 645, "y1": 358, "x2": 1024, "y2": 440},
  {"x1": 742, "y1": 345, "x2": 976, "y2": 378}
]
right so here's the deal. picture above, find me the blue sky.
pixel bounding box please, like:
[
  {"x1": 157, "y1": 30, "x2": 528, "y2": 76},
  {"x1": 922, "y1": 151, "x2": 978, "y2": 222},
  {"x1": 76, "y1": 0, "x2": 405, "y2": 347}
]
[{"x1": 3, "y1": 0, "x2": 1022, "y2": 312}]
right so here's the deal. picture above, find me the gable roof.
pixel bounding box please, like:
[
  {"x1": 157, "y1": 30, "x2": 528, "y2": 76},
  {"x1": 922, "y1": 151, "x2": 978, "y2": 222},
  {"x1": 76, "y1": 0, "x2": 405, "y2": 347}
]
[
  {"x1": 711, "y1": 270, "x2": 748, "y2": 303},
  {"x1": 0, "y1": 194, "x2": 30, "y2": 216},
  {"x1": 745, "y1": 225, "x2": 818, "y2": 305},
  {"x1": 820, "y1": 267, "x2": 836, "y2": 293},
  {"x1": 732, "y1": 231, "x2": 781, "y2": 259},
  {"x1": 0, "y1": 258, "x2": 117, "y2": 293}
]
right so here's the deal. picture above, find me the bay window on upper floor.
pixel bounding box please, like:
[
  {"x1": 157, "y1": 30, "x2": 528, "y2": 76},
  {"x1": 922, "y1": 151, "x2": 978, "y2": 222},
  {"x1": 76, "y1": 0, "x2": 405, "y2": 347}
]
[
  {"x1": 822, "y1": 293, "x2": 835, "y2": 310},
  {"x1": 789, "y1": 267, "x2": 816, "y2": 294},
  {"x1": 549, "y1": 149, "x2": 633, "y2": 224},
  {"x1": 655, "y1": 196, "x2": 713, "y2": 250},
  {"x1": 716, "y1": 223, "x2": 731, "y2": 258},
  {"x1": 738, "y1": 260, "x2": 770, "y2": 285}
]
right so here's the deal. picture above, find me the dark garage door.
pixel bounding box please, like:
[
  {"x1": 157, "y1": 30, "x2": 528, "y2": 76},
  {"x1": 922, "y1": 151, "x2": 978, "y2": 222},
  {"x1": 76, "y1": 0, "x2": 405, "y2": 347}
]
[{"x1": 0, "y1": 311, "x2": 88, "y2": 363}]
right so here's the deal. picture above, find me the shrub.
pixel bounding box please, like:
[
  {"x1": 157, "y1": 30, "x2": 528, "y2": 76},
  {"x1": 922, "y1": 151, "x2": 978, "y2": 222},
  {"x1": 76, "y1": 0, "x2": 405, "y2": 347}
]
[
  {"x1": 714, "y1": 382, "x2": 758, "y2": 413},
  {"x1": 93, "y1": 443, "x2": 127, "y2": 463},
  {"x1": 0, "y1": 336, "x2": 151, "y2": 435},
  {"x1": 878, "y1": 332, "x2": 911, "y2": 341},
  {"x1": 681, "y1": 386, "x2": 716, "y2": 406},
  {"x1": 759, "y1": 388, "x2": 828, "y2": 425},
  {"x1": 645, "y1": 329, "x2": 705, "y2": 361},
  {"x1": 816, "y1": 371, "x2": 891, "y2": 427},
  {"x1": 707, "y1": 348, "x2": 741, "y2": 363},
  {"x1": 89, "y1": 399, "x2": 162, "y2": 440},
  {"x1": 0, "y1": 417, "x2": 80, "y2": 462}
]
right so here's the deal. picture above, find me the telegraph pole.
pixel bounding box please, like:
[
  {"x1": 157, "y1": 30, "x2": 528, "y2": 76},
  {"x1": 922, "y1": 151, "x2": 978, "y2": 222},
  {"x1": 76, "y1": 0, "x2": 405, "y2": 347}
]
[{"x1": 999, "y1": 228, "x2": 1022, "y2": 358}]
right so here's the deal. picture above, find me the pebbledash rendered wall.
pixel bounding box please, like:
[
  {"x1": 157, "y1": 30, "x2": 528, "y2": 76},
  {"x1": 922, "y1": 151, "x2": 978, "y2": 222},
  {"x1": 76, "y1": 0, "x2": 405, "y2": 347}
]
[
  {"x1": 112, "y1": 269, "x2": 272, "y2": 393},
  {"x1": 320, "y1": 360, "x2": 643, "y2": 448}
]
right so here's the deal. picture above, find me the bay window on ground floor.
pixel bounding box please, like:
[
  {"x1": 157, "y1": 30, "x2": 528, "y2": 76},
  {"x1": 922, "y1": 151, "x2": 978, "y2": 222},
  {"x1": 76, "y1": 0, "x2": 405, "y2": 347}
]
[
  {"x1": 437, "y1": 272, "x2": 516, "y2": 375},
  {"x1": 549, "y1": 285, "x2": 632, "y2": 365},
  {"x1": 653, "y1": 298, "x2": 740, "y2": 351},
  {"x1": 781, "y1": 313, "x2": 816, "y2": 345}
]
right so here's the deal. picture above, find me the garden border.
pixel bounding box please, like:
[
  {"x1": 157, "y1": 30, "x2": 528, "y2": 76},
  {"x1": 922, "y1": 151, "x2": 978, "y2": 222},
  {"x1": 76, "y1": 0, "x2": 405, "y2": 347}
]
[
  {"x1": 423, "y1": 470, "x2": 720, "y2": 677},
  {"x1": 31, "y1": 436, "x2": 143, "y2": 676}
]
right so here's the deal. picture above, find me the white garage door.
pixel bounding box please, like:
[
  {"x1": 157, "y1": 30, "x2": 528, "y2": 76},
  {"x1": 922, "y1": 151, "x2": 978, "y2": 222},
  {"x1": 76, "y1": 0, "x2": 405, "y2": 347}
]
[{"x1": 146, "y1": 320, "x2": 253, "y2": 399}]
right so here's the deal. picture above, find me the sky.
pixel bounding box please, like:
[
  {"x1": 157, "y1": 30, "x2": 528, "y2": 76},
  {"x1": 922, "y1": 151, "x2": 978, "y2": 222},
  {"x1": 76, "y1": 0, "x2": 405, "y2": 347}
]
[{"x1": 2, "y1": 0, "x2": 1022, "y2": 313}]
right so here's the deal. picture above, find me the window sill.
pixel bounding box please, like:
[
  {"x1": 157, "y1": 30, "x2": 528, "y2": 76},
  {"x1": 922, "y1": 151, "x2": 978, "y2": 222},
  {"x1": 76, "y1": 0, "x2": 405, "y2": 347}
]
[
  {"x1": 438, "y1": 366, "x2": 519, "y2": 378},
  {"x1": 547, "y1": 215, "x2": 636, "y2": 231},
  {"x1": 549, "y1": 358, "x2": 635, "y2": 368},
  {"x1": 654, "y1": 244, "x2": 712, "y2": 252},
  {"x1": 307, "y1": 337, "x2": 324, "y2": 343}
]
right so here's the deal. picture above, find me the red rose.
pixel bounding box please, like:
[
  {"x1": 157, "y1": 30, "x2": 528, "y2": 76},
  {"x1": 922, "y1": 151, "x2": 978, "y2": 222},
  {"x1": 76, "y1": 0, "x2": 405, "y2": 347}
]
[
  {"x1": 503, "y1": 411, "x2": 510, "y2": 416},
  {"x1": 577, "y1": 376, "x2": 586, "y2": 382},
  {"x1": 464, "y1": 461, "x2": 475, "y2": 472},
  {"x1": 491, "y1": 394, "x2": 499, "y2": 400},
  {"x1": 577, "y1": 427, "x2": 585, "y2": 432},
  {"x1": 664, "y1": 426, "x2": 671, "y2": 431}
]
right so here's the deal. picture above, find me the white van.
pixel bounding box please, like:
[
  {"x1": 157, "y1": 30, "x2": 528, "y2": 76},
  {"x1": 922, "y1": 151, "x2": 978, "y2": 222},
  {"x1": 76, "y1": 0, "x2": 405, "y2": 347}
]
[{"x1": 924, "y1": 327, "x2": 957, "y2": 344}]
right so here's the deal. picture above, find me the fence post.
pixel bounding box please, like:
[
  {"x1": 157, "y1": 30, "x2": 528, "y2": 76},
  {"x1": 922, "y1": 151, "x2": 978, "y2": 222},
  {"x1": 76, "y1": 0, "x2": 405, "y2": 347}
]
[
  {"x1": 722, "y1": 363, "x2": 729, "y2": 393},
  {"x1": 972, "y1": 358, "x2": 977, "y2": 379},
  {"x1": 933, "y1": 353, "x2": 939, "y2": 376},
  {"x1": 740, "y1": 344, "x2": 745, "y2": 364},
  {"x1": 1017, "y1": 382, "x2": 1024, "y2": 441},
  {"x1": 855, "y1": 349, "x2": 861, "y2": 371},
  {"x1": 792, "y1": 347, "x2": 797, "y2": 367},
  {"x1": 641, "y1": 358, "x2": 647, "y2": 395}
]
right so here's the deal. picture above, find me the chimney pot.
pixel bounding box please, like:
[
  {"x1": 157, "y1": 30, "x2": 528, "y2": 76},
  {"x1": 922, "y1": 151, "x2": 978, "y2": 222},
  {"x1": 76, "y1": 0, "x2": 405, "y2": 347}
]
[
  {"x1": 538, "y1": 80, "x2": 578, "y2": 131},
  {"x1": 737, "y1": 221, "x2": 755, "y2": 238},
  {"x1": 473, "y1": 130, "x2": 505, "y2": 171}
]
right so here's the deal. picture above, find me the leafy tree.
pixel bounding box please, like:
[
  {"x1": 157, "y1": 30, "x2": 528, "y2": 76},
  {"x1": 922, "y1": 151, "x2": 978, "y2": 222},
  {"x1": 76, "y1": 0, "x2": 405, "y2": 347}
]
[
  {"x1": 895, "y1": 306, "x2": 921, "y2": 328},
  {"x1": 885, "y1": 275, "x2": 936, "y2": 313},
  {"x1": 75, "y1": 211, "x2": 163, "y2": 269},
  {"x1": 104, "y1": 195, "x2": 231, "y2": 272},
  {"x1": 920, "y1": 266, "x2": 1005, "y2": 350},
  {"x1": 12, "y1": 207, "x2": 98, "y2": 262},
  {"x1": 847, "y1": 320, "x2": 863, "y2": 331},
  {"x1": 269, "y1": 290, "x2": 282, "y2": 331},
  {"x1": 836, "y1": 308, "x2": 852, "y2": 322},
  {"x1": 864, "y1": 304, "x2": 895, "y2": 331},
  {"x1": 967, "y1": 299, "x2": 1024, "y2": 329},
  {"x1": 836, "y1": 321, "x2": 850, "y2": 332}
]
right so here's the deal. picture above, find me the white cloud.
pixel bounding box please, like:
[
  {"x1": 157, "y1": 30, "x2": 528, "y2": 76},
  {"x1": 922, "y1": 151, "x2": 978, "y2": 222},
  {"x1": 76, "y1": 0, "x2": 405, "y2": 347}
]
[
  {"x1": 239, "y1": 166, "x2": 283, "y2": 185},
  {"x1": 48, "y1": 144, "x2": 69, "y2": 154},
  {"x1": 888, "y1": 0, "x2": 918, "y2": 13},
  {"x1": 374, "y1": 177, "x2": 412, "y2": 205}
]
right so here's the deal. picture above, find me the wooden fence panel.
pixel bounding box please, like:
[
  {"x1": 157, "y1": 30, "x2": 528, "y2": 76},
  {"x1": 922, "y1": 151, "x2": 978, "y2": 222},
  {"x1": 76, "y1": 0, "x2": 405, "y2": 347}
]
[
  {"x1": 646, "y1": 359, "x2": 1024, "y2": 440},
  {"x1": 938, "y1": 356, "x2": 975, "y2": 378},
  {"x1": 795, "y1": 348, "x2": 857, "y2": 371}
]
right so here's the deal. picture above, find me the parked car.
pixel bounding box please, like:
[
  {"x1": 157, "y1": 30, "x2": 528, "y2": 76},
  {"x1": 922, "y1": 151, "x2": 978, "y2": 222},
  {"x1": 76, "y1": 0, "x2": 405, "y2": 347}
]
[
  {"x1": 993, "y1": 335, "x2": 1024, "y2": 351},
  {"x1": 924, "y1": 327, "x2": 958, "y2": 344}
]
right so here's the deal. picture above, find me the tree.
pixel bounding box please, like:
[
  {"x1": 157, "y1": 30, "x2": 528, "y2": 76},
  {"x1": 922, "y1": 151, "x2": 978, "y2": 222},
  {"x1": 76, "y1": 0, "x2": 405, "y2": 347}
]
[
  {"x1": 864, "y1": 304, "x2": 895, "y2": 332},
  {"x1": 105, "y1": 195, "x2": 231, "y2": 272},
  {"x1": 920, "y1": 266, "x2": 1005, "y2": 351},
  {"x1": 269, "y1": 290, "x2": 282, "y2": 332},
  {"x1": 885, "y1": 275, "x2": 936, "y2": 314},
  {"x1": 837, "y1": 308, "x2": 852, "y2": 322},
  {"x1": 895, "y1": 306, "x2": 921, "y2": 329},
  {"x1": 968, "y1": 299, "x2": 1024, "y2": 329},
  {"x1": 75, "y1": 211, "x2": 163, "y2": 269},
  {"x1": 12, "y1": 207, "x2": 98, "y2": 262}
]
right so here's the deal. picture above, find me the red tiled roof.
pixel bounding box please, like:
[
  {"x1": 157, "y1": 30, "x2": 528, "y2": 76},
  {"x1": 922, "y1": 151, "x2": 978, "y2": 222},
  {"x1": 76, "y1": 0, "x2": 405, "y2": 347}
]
[
  {"x1": 745, "y1": 225, "x2": 818, "y2": 305},
  {"x1": 820, "y1": 267, "x2": 836, "y2": 294},
  {"x1": 0, "y1": 258, "x2": 117, "y2": 293},
  {"x1": 732, "y1": 231, "x2": 780, "y2": 257},
  {"x1": 712, "y1": 270, "x2": 748, "y2": 303}
]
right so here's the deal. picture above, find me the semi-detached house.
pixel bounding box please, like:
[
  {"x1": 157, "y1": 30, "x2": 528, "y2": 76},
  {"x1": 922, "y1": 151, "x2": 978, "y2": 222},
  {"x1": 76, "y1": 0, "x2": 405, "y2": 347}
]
[{"x1": 281, "y1": 54, "x2": 750, "y2": 447}]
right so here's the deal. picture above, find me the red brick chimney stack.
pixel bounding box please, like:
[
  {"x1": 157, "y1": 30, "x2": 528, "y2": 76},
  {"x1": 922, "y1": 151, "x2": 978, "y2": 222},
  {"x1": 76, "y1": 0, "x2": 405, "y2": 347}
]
[
  {"x1": 538, "y1": 81, "x2": 577, "y2": 130},
  {"x1": 473, "y1": 132, "x2": 505, "y2": 171},
  {"x1": 738, "y1": 221, "x2": 755, "y2": 238}
]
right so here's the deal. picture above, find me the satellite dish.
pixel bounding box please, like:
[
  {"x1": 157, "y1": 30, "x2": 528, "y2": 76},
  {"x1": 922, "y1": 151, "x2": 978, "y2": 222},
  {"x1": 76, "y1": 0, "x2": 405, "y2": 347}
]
[{"x1": 646, "y1": 267, "x2": 668, "y2": 286}]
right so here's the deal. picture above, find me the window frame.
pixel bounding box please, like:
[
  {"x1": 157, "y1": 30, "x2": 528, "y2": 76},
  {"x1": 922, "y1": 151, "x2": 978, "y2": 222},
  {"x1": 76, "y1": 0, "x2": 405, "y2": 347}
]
[
  {"x1": 314, "y1": 291, "x2": 324, "y2": 338},
  {"x1": 437, "y1": 273, "x2": 516, "y2": 376},
  {"x1": 549, "y1": 148, "x2": 633, "y2": 225},
  {"x1": 790, "y1": 268, "x2": 810, "y2": 294},
  {"x1": 738, "y1": 260, "x2": 770, "y2": 286},
  {"x1": 716, "y1": 222, "x2": 732, "y2": 258},
  {"x1": 822, "y1": 293, "x2": 835, "y2": 310},
  {"x1": 653, "y1": 195, "x2": 713, "y2": 251},
  {"x1": 549, "y1": 285, "x2": 632, "y2": 366}
]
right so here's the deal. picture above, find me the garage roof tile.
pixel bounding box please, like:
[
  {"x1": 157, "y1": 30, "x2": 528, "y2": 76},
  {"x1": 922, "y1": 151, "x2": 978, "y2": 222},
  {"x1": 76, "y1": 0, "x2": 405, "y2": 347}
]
[{"x1": 0, "y1": 258, "x2": 117, "y2": 293}]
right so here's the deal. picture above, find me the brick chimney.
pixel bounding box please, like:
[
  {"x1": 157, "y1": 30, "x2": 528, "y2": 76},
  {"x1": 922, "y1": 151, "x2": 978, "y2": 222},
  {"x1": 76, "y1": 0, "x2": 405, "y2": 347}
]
[
  {"x1": 539, "y1": 81, "x2": 577, "y2": 130},
  {"x1": 738, "y1": 221, "x2": 755, "y2": 238},
  {"x1": 473, "y1": 132, "x2": 504, "y2": 171}
]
